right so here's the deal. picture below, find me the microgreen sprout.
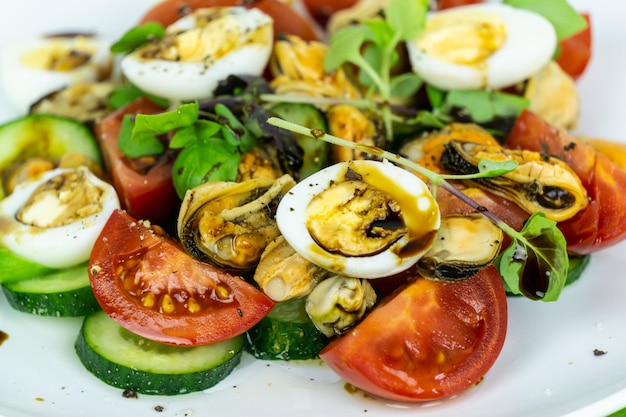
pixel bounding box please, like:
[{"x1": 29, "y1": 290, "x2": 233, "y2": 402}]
[{"x1": 267, "y1": 116, "x2": 569, "y2": 302}]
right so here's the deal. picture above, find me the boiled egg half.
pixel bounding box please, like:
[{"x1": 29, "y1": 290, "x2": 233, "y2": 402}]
[
  {"x1": 121, "y1": 7, "x2": 273, "y2": 102},
  {"x1": 276, "y1": 160, "x2": 440, "y2": 279},
  {"x1": 405, "y1": 3, "x2": 557, "y2": 90},
  {"x1": 0, "y1": 166, "x2": 120, "y2": 269},
  {"x1": 1, "y1": 33, "x2": 112, "y2": 113}
]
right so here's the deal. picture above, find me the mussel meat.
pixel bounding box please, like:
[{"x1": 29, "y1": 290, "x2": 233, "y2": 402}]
[
  {"x1": 177, "y1": 174, "x2": 296, "y2": 271},
  {"x1": 417, "y1": 214, "x2": 503, "y2": 281},
  {"x1": 253, "y1": 235, "x2": 329, "y2": 302},
  {"x1": 441, "y1": 140, "x2": 588, "y2": 222}
]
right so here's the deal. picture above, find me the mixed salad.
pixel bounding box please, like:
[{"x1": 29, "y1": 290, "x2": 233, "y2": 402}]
[{"x1": 1, "y1": 0, "x2": 625, "y2": 412}]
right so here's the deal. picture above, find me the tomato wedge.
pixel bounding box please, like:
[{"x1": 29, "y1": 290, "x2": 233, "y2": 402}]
[
  {"x1": 139, "y1": 0, "x2": 319, "y2": 41},
  {"x1": 94, "y1": 97, "x2": 180, "y2": 225},
  {"x1": 301, "y1": 0, "x2": 358, "y2": 27},
  {"x1": 506, "y1": 110, "x2": 626, "y2": 254},
  {"x1": 555, "y1": 13, "x2": 591, "y2": 80},
  {"x1": 320, "y1": 266, "x2": 507, "y2": 402},
  {"x1": 89, "y1": 209, "x2": 274, "y2": 346}
]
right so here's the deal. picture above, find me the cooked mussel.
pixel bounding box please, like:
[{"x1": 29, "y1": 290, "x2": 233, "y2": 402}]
[
  {"x1": 441, "y1": 140, "x2": 588, "y2": 222},
  {"x1": 253, "y1": 235, "x2": 329, "y2": 302},
  {"x1": 305, "y1": 274, "x2": 377, "y2": 337},
  {"x1": 177, "y1": 174, "x2": 296, "y2": 271},
  {"x1": 417, "y1": 214, "x2": 503, "y2": 281},
  {"x1": 327, "y1": 104, "x2": 387, "y2": 163},
  {"x1": 269, "y1": 35, "x2": 361, "y2": 102}
]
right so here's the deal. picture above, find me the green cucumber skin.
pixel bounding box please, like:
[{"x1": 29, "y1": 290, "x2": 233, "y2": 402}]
[
  {"x1": 75, "y1": 311, "x2": 244, "y2": 396},
  {"x1": 0, "y1": 248, "x2": 55, "y2": 284},
  {"x1": 1, "y1": 263, "x2": 100, "y2": 317},
  {"x1": 246, "y1": 318, "x2": 330, "y2": 361},
  {"x1": 2, "y1": 284, "x2": 100, "y2": 317},
  {"x1": 245, "y1": 298, "x2": 330, "y2": 361}
]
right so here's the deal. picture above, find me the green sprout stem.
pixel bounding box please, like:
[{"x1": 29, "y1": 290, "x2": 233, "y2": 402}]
[{"x1": 267, "y1": 116, "x2": 526, "y2": 246}]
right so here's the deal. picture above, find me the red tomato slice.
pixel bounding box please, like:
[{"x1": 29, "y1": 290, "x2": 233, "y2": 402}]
[
  {"x1": 89, "y1": 209, "x2": 274, "y2": 346},
  {"x1": 506, "y1": 110, "x2": 626, "y2": 254},
  {"x1": 320, "y1": 266, "x2": 508, "y2": 402},
  {"x1": 301, "y1": 0, "x2": 358, "y2": 27},
  {"x1": 436, "y1": 0, "x2": 485, "y2": 10},
  {"x1": 139, "y1": 0, "x2": 319, "y2": 41},
  {"x1": 555, "y1": 13, "x2": 591, "y2": 80},
  {"x1": 94, "y1": 97, "x2": 180, "y2": 225}
]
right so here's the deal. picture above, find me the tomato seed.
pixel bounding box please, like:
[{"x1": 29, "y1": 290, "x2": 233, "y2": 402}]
[
  {"x1": 142, "y1": 292, "x2": 156, "y2": 308},
  {"x1": 187, "y1": 298, "x2": 201, "y2": 313},
  {"x1": 161, "y1": 294, "x2": 175, "y2": 314}
]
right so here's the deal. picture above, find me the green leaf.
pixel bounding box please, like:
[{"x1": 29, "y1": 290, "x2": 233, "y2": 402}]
[
  {"x1": 110, "y1": 22, "x2": 165, "y2": 54},
  {"x1": 444, "y1": 90, "x2": 529, "y2": 123},
  {"x1": 171, "y1": 137, "x2": 240, "y2": 199},
  {"x1": 498, "y1": 212, "x2": 568, "y2": 302},
  {"x1": 362, "y1": 18, "x2": 394, "y2": 47},
  {"x1": 425, "y1": 84, "x2": 446, "y2": 111},
  {"x1": 390, "y1": 73, "x2": 423, "y2": 99},
  {"x1": 214, "y1": 104, "x2": 256, "y2": 152},
  {"x1": 477, "y1": 159, "x2": 518, "y2": 176},
  {"x1": 386, "y1": 0, "x2": 429, "y2": 41},
  {"x1": 170, "y1": 120, "x2": 221, "y2": 149},
  {"x1": 108, "y1": 83, "x2": 169, "y2": 110},
  {"x1": 117, "y1": 114, "x2": 164, "y2": 158},
  {"x1": 324, "y1": 26, "x2": 373, "y2": 72},
  {"x1": 503, "y1": 0, "x2": 587, "y2": 41},
  {"x1": 119, "y1": 102, "x2": 199, "y2": 158}
]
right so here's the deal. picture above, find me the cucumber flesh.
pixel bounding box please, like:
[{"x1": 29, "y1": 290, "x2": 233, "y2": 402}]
[
  {"x1": 1, "y1": 262, "x2": 99, "y2": 317},
  {"x1": 0, "y1": 247, "x2": 54, "y2": 284},
  {"x1": 270, "y1": 103, "x2": 328, "y2": 179},
  {"x1": 0, "y1": 113, "x2": 103, "y2": 198},
  {"x1": 246, "y1": 297, "x2": 329, "y2": 360},
  {"x1": 75, "y1": 310, "x2": 245, "y2": 395}
]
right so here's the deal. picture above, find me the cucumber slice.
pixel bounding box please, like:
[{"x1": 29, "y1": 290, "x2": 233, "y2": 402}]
[
  {"x1": 75, "y1": 310, "x2": 245, "y2": 395},
  {"x1": 0, "y1": 113, "x2": 103, "y2": 198},
  {"x1": 270, "y1": 103, "x2": 328, "y2": 179},
  {"x1": 246, "y1": 297, "x2": 329, "y2": 360},
  {"x1": 565, "y1": 254, "x2": 591, "y2": 286},
  {"x1": 0, "y1": 247, "x2": 54, "y2": 283},
  {"x1": 1, "y1": 262, "x2": 99, "y2": 317}
]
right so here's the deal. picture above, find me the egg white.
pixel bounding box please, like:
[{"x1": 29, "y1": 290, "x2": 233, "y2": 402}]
[
  {"x1": 0, "y1": 167, "x2": 120, "y2": 269},
  {"x1": 0, "y1": 35, "x2": 112, "y2": 113},
  {"x1": 406, "y1": 3, "x2": 557, "y2": 91},
  {"x1": 121, "y1": 7, "x2": 273, "y2": 102},
  {"x1": 276, "y1": 160, "x2": 440, "y2": 279}
]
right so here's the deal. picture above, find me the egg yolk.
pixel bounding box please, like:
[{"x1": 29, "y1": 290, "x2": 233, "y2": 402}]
[
  {"x1": 138, "y1": 8, "x2": 272, "y2": 64},
  {"x1": 416, "y1": 11, "x2": 507, "y2": 66},
  {"x1": 21, "y1": 36, "x2": 96, "y2": 71}
]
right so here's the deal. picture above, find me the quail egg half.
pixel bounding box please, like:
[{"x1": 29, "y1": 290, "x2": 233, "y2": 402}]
[
  {"x1": 0, "y1": 166, "x2": 120, "y2": 269},
  {"x1": 406, "y1": 3, "x2": 557, "y2": 91},
  {"x1": 121, "y1": 6, "x2": 274, "y2": 102},
  {"x1": 1, "y1": 33, "x2": 112, "y2": 113},
  {"x1": 276, "y1": 160, "x2": 441, "y2": 279}
]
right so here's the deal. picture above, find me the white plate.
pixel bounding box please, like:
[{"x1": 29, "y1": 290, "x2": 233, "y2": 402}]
[{"x1": 1, "y1": 1, "x2": 626, "y2": 416}]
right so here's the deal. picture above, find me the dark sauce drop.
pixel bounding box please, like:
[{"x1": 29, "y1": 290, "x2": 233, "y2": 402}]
[{"x1": 0, "y1": 330, "x2": 8, "y2": 346}]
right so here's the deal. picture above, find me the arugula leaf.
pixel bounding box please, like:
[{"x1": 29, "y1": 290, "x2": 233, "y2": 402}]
[
  {"x1": 497, "y1": 212, "x2": 568, "y2": 302},
  {"x1": 324, "y1": 26, "x2": 374, "y2": 73},
  {"x1": 390, "y1": 73, "x2": 423, "y2": 99},
  {"x1": 214, "y1": 104, "x2": 256, "y2": 152},
  {"x1": 443, "y1": 89, "x2": 530, "y2": 123},
  {"x1": 118, "y1": 102, "x2": 198, "y2": 158},
  {"x1": 172, "y1": 135, "x2": 240, "y2": 199},
  {"x1": 110, "y1": 22, "x2": 165, "y2": 54},
  {"x1": 386, "y1": 0, "x2": 428, "y2": 41},
  {"x1": 118, "y1": 114, "x2": 164, "y2": 158},
  {"x1": 108, "y1": 83, "x2": 169, "y2": 110},
  {"x1": 503, "y1": 0, "x2": 588, "y2": 41},
  {"x1": 170, "y1": 120, "x2": 221, "y2": 149}
]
